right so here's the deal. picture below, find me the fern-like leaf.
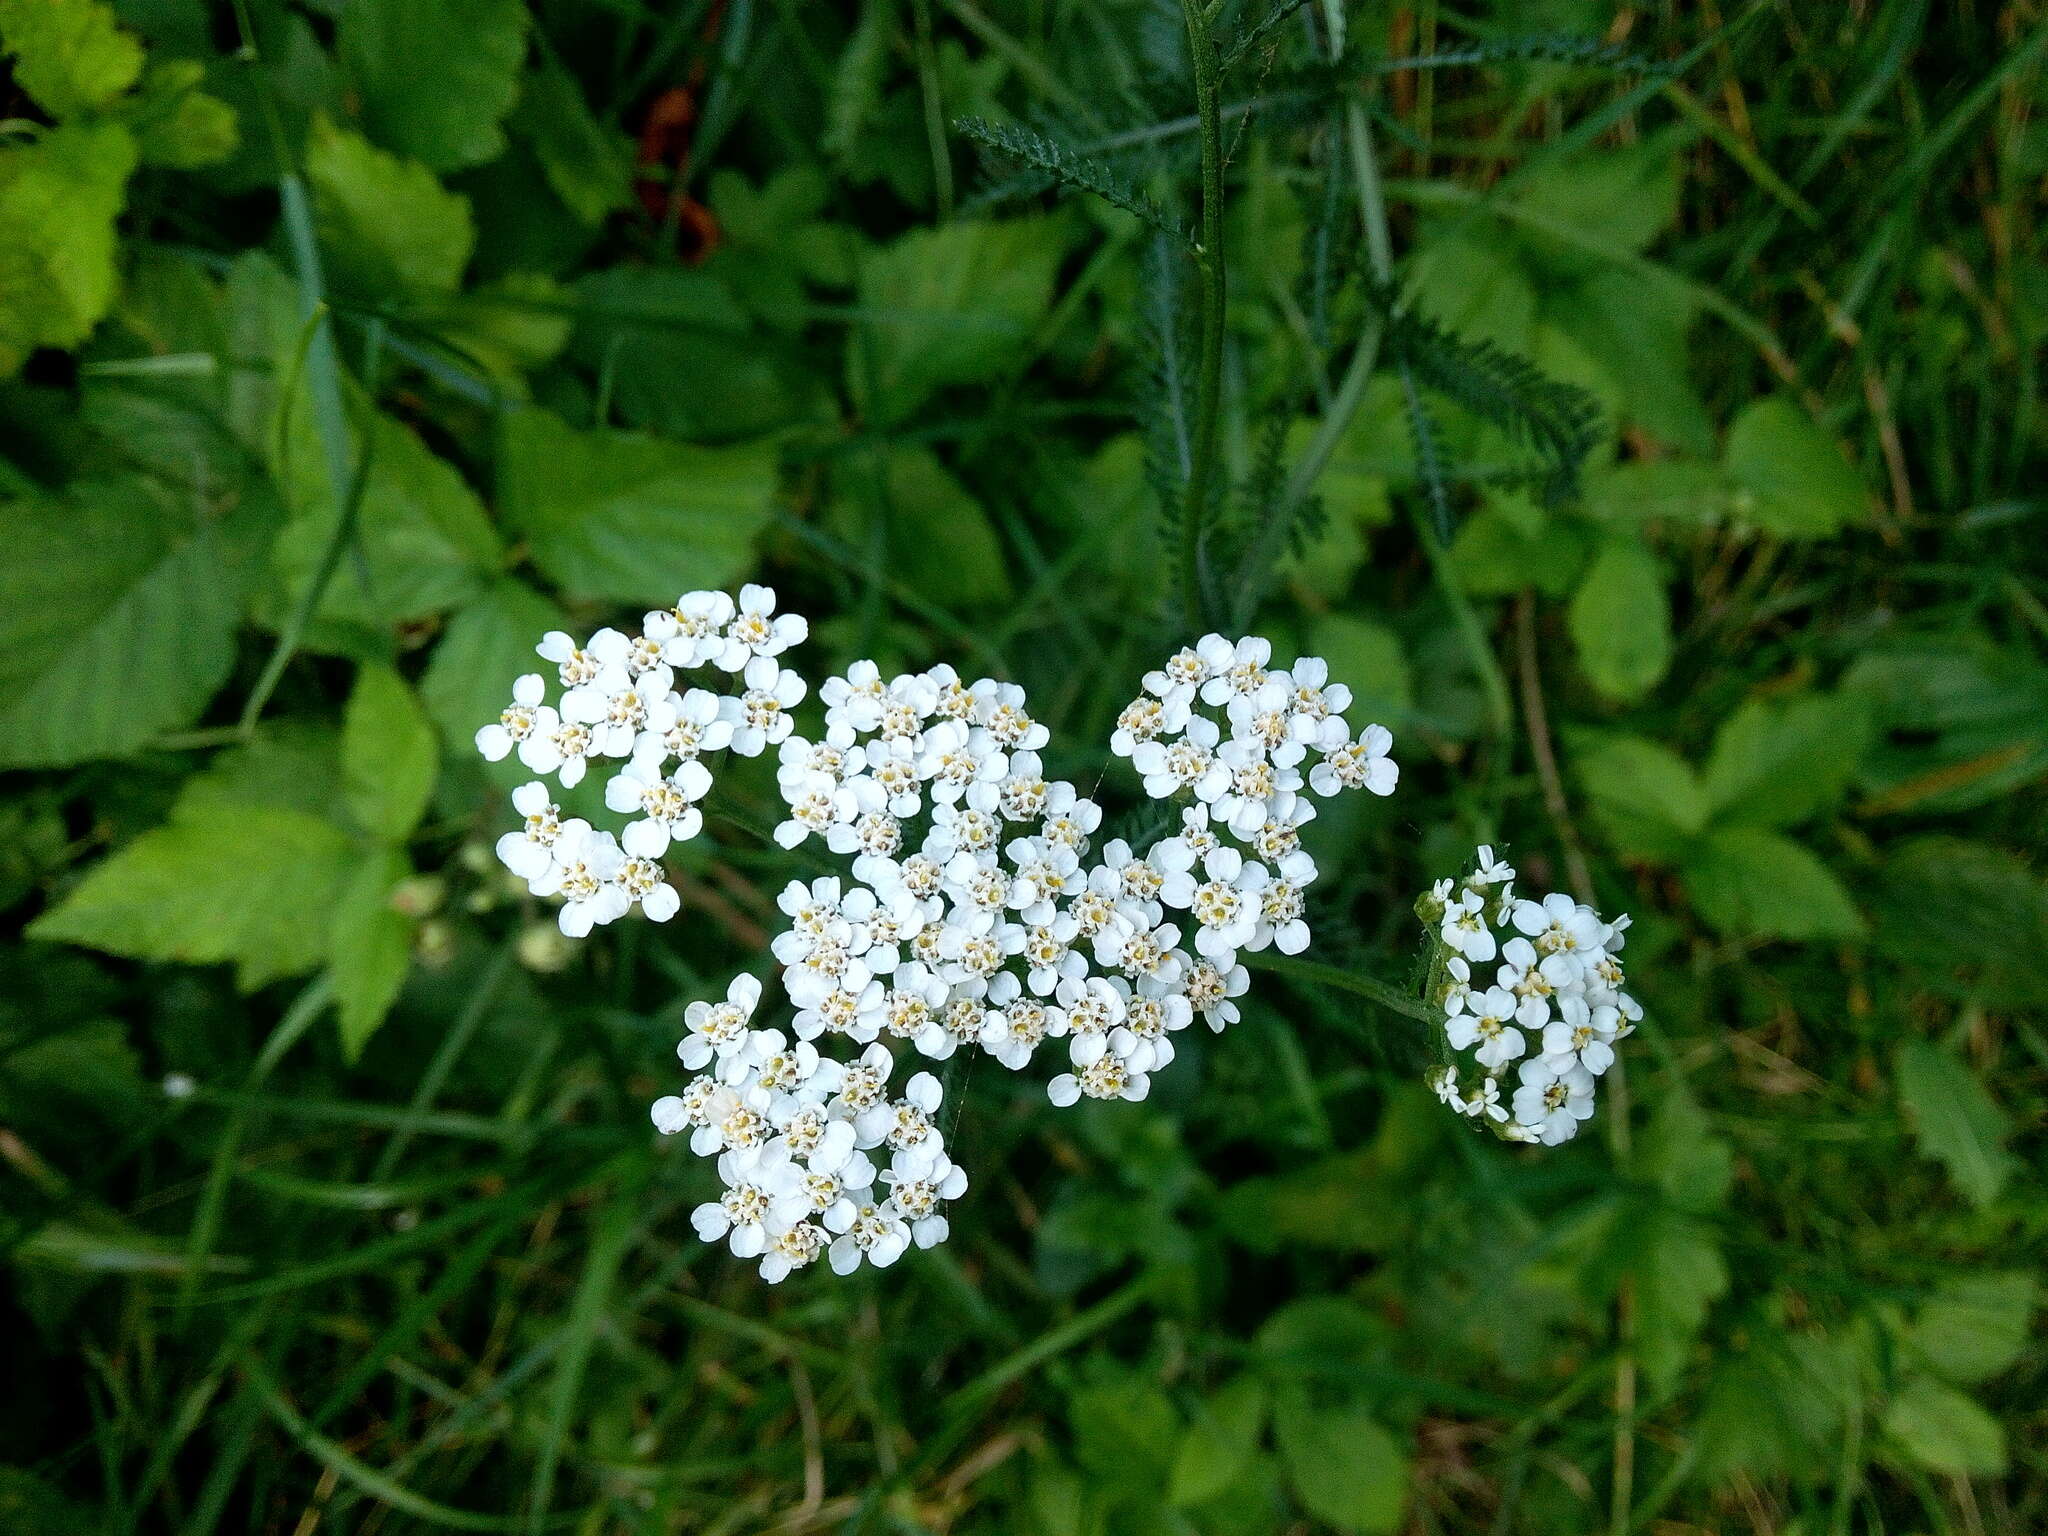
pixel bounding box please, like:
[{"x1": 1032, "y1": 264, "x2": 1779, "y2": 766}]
[
  {"x1": 1137, "y1": 231, "x2": 1196, "y2": 527},
  {"x1": 1220, "y1": 0, "x2": 1316, "y2": 73},
  {"x1": 1398, "y1": 360, "x2": 1456, "y2": 543},
  {"x1": 954, "y1": 116, "x2": 1194, "y2": 249},
  {"x1": 1367, "y1": 280, "x2": 1603, "y2": 505},
  {"x1": 1374, "y1": 33, "x2": 1678, "y2": 77}
]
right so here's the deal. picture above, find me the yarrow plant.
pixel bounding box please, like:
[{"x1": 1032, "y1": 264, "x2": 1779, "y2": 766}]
[
  {"x1": 480, "y1": 586, "x2": 1626, "y2": 1280},
  {"x1": 1416, "y1": 848, "x2": 1641, "y2": 1145}
]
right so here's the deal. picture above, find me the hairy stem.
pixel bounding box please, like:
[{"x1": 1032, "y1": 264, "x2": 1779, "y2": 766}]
[
  {"x1": 1246, "y1": 953, "x2": 1437, "y2": 1023},
  {"x1": 1178, "y1": 0, "x2": 1228, "y2": 624}
]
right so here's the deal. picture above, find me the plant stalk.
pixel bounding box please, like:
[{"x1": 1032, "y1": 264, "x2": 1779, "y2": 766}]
[{"x1": 1178, "y1": 0, "x2": 1228, "y2": 624}]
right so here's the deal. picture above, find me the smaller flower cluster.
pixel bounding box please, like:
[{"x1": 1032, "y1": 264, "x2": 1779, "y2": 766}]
[
  {"x1": 1420, "y1": 848, "x2": 1639, "y2": 1145},
  {"x1": 475, "y1": 586, "x2": 806, "y2": 936},
  {"x1": 651, "y1": 975, "x2": 968, "y2": 1280}
]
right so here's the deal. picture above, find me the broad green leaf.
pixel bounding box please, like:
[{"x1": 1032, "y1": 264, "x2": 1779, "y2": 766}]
[
  {"x1": 498, "y1": 407, "x2": 775, "y2": 606},
  {"x1": 0, "y1": 482, "x2": 243, "y2": 768},
  {"x1": 1572, "y1": 734, "x2": 1709, "y2": 865},
  {"x1": 329, "y1": 849, "x2": 414, "y2": 1059},
  {"x1": 1272, "y1": 1391, "x2": 1406, "y2": 1535},
  {"x1": 1580, "y1": 458, "x2": 1731, "y2": 527},
  {"x1": 305, "y1": 114, "x2": 475, "y2": 295},
  {"x1": 337, "y1": 0, "x2": 527, "y2": 173},
  {"x1": 1254, "y1": 1298, "x2": 1388, "y2": 1372},
  {"x1": 0, "y1": 0, "x2": 141, "y2": 116},
  {"x1": 427, "y1": 273, "x2": 572, "y2": 394},
  {"x1": 1306, "y1": 614, "x2": 1413, "y2": 727},
  {"x1": 836, "y1": 445, "x2": 1009, "y2": 609},
  {"x1": 343, "y1": 665, "x2": 438, "y2": 841},
  {"x1": 1908, "y1": 1272, "x2": 2037, "y2": 1385},
  {"x1": 1406, "y1": 233, "x2": 1536, "y2": 356},
  {"x1": 30, "y1": 802, "x2": 357, "y2": 990},
  {"x1": 179, "y1": 725, "x2": 344, "y2": 822},
  {"x1": 851, "y1": 216, "x2": 1066, "y2": 427},
  {"x1": 1031, "y1": 434, "x2": 1169, "y2": 610},
  {"x1": 119, "y1": 58, "x2": 238, "y2": 168},
  {"x1": 1639, "y1": 1089, "x2": 1735, "y2": 1215},
  {"x1": 1568, "y1": 534, "x2": 1671, "y2": 702},
  {"x1": 1220, "y1": 1150, "x2": 1397, "y2": 1255},
  {"x1": 0, "y1": 1019, "x2": 146, "y2": 1147},
  {"x1": 1894, "y1": 1041, "x2": 2017, "y2": 1209},
  {"x1": 1512, "y1": 132, "x2": 1684, "y2": 260},
  {"x1": 1683, "y1": 825, "x2": 1864, "y2": 941},
  {"x1": 1631, "y1": 1209, "x2": 1730, "y2": 1392},
  {"x1": 1548, "y1": 272, "x2": 1713, "y2": 455},
  {"x1": 508, "y1": 61, "x2": 633, "y2": 226},
  {"x1": 1694, "y1": 1330, "x2": 1858, "y2": 1483},
  {"x1": 1449, "y1": 503, "x2": 1588, "y2": 599},
  {"x1": 1068, "y1": 1377, "x2": 1179, "y2": 1487},
  {"x1": 1881, "y1": 1375, "x2": 2006, "y2": 1476},
  {"x1": 1169, "y1": 1377, "x2": 1268, "y2": 1508},
  {"x1": 1723, "y1": 397, "x2": 1866, "y2": 538},
  {"x1": 420, "y1": 577, "x2": 563, "y2": 770},
  {"x1": 0, "y1": 119, "x2": 137, "y2": 373},
  {"x1": 1702, "y1": 691, "x2": 1872, "y2": 829}
]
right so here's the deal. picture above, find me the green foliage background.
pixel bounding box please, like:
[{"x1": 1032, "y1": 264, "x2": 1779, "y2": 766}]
[{"x1": 2, "y1": 0, "x2": 2045, "y2": 1531}]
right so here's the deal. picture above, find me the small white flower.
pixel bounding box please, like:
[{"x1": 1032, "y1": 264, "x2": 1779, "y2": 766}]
[
  {"x1": 679, "y1": 974, "x2": 764, "y2": 1070},
  {"x1": 716, "y1": 583, "x2": 808, "y2": 671},
  {"x1": 1160, "y1": 845, "x2": 1267, "y2": 962},
  {"x1": 722, "y1": 655, "x2": 806, "y2": 756},
  {"x1": 1440, "y1": 890, "x2": 1497, "y2": 962},
  {"x1": 1446, "y1": 986, "x2": 1525, "y2": 1072},
  {"x1": 495, "y1": 781, "x2": 563, "y2": 882},
  {"x1": 604, "y1": 755, "x2": 712, "y2": 857},
  {"x1": 1511, "y1": 1057, "x2": 1596, "y2": 1145},
  {"x1": 476, "y1": 674, "x2": 546, "y2": 761},
  {"x1": 1196, "y1": 633, "x2": 1272, "y2": 707},
  {"x1": 1309, "y1": 723, "x2": 1398, "y2": 797},
  {"x1": 530, "y1": 820, "x2": 628, "y2": 936},
  {"x1": 641, "y1": 685, "x2": 732, "y2": 763},
  {"x1": 657, "y1": 590, "x2": 736, "y2": 666}
]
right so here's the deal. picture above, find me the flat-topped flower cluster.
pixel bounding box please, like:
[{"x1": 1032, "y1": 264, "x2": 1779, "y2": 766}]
[
  {"x1": 1420, "y1": 848, "x2": 1640, "y2": 1145},
  {"x1": 478, "y1": 587, "x2": 1404, "y2": 1280}
]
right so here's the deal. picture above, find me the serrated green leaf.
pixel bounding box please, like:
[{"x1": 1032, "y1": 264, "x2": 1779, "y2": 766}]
[
  {"x1": 1908, "y1": 1272, "x2": 2038, "y2": 1385},
  {"x1": 498, "y1": 407, "x2": 774, "y2": 606},
  {"x1": 1631, "y1": 1209, "x2": 1730, "y2": 1393},
  {"x1": 1573, "y1": 734, "x2": 1709, "y2": 865},
  {"x1": 1882, "y1": 1375, "x2": 2006, "y2": 1476},
  {"x1": 1568, "y1": 534, "x2": 1671, "y2": 702},
  {"x1": 0, "y1": 0, "x2": 142, "y2": 116},
  {"x1": 1694, "y1": 1330, "x2": 1858, "y2": 1484},
  {"x1": 1068, "y1": 1377, "x2": 1179, "y2": 1487},
  {"x1": 1723, "y1": 397, "x2": 1866, "y2": 537},
  {"x1": 1449, "y1": 503, "x2": 1587, "y2": 598},
  {"x1": 343, "y1": 665, "x2": 438, "y2": 841},
  {"x1": 1894, "y1": 1041, "x2": 2017, "y2": 1209},
  {"x1": 0, "y1": 119, "x2": 137, "y2": 373},
  {"x1": 1580, "y1": 457, "x2": 1731, "y2": 526},
  {"x1": 1169, "y1": 1377, "x2": 1268, "y2": 1508},
  {"x1": 1684, "y1": 825, "x2": 1864, "y2": 941},
  {"x1": 0, "y1": 483, "x2": 242, "y2": 768},
  {"x1": 30, "y1": 803, "x2": 357, "y2": 991},
  {"x1": 338, "y1": 0, "x2": 527, "y2": 173},
  {"x1": 420, "y1": 577, "x2": 563, "y2": 774},
  {"x1": 1640, "y1": 1089, "x2": 1735, "y2": 1214},
  {"x1": 1512, "y1": 132, "x2": 1683, "y2": 260},
  {"x1": 1872, "y1": 837, "x2": 2048, "y2": 1006},
  {"x1": 1272, "y1": 1391, "x2": 1406, "y2": 1535},
  {"x1": 1306, "y1": 614, "x2": 1413, "y2": 727},
  {"x1": 1702, "y1": 691, "x2": 1871, "y2": 829},
  {"x1": 837, "y1": 445, "x2": 1010, "y2": 610},
  {"x1": 329, "y1": 848, "x2": 414, "y2": 1059},
  {"x1": 851, "y1": 216, "x2": 1066, "y2": 427},
  {"x1": 305, "y1": 114, "x2": 475, "y2": 295}
]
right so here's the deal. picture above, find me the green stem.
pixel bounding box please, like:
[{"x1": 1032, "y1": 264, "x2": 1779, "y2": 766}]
[{"x1": 1178, "y1": 0, "x2": 1228, "y2": 624}]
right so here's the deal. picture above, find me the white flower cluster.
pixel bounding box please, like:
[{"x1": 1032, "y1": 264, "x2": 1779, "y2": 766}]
[
  {"x1": 1421, "y1": 848, "x2": 1640, "y2": 1145},
  {"x1": 475, "y1": 585, "x2": 805, "y2": 936},
  {"x1": 480, "y1": 593, "x2": 1406, "y2": 1280}
]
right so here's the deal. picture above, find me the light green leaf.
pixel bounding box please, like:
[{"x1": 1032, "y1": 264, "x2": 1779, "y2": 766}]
[
  {"x1": 1580, "y1": 458, "x2": 1731, "y2": 526},
  {"x1": 0, "y1": 0, "x2": 141, "y2": 116},
  {"x1": 1882, "y1": 1376, "x2": 2007, "y2": 1476},
  {"x1": 1840, "y1": 634, "x2": 2048, "y2": 814},
  {"x1": 420, "y1": 577, "x2": 563, "y2": 771},
  {"x1": 343, "y1": 665, "x2": 438, "y2": 841},
  {"x1": 30, "y1": 803, "x2": 357, "y2": 991},
  {"x1": 498, "y1": 407, "x2": 775, "y2": 606},
  {"x1": 0, "y1": 483, "x2": 243, "y2": 768},
  {"x1": 1068, "y1": 1377, "x2": 1179, "y2": 1487},
  {"x1": 509, "y1": 62, "x2": 632, "y2": 226},
  {"x1": 1573, "y1": 734, "x2": 1709, "y2": 866},
  {"x1": 305, "y1": 114, "x2": 475, "y2": 295},
  {"x1": 1568, "y1": 534, "x2": 1672, "y2": 702},
  {"x1": 1684, "y1": 825, "x2": 1864, "y2": 941},
  {"x1": 1306, "y1": 614, "x2": 1413, "y2": 727},
  {"x1": 1632, "y1": 1210, "x2": 1730, "y2": 1392},
  {"x1": 1640, "y1": 1090, "x2": 1735, "y2": 1215},
  {"x1": 1548, "y1": 271, "x2": 1713, "y2": 455},
  {"x1": 1512, "y1": 133, "x2": 1684, "y2": 259},
  {"x1": 1694, "y1": 1331, "x2": 1858, "y2": 1484},
  {"x1": 838, "y1": 445, "x2": 1009, "y2": 610},
  {"x1": 329, "y1": 849, "x2": 414, "y2": 1060},
  {"x1": 1272, "y1": 1391, "x2": 1406, "y2": 1535},
  {"x1": 337, "y1": 0, "x2": 527, "y2": 172},
  {"x1": 1703, "y1": 691, "x2": 1872, "y2": 829},
  {"x1": 1169, "y1": 1377, "x2": 1268, "y2": 1508},
  {"x1": 119, "y1": 58, "x2": 239, "y2": 168},
  {"x1": 0, "y1": 119, "x2": 137, "y2": 373},
  {"x1": 851, "y1": 216, "x2": 1066, "y2": 427},
  {"x1": 1449, "y1": 500, "x2": 1587, "y2": 599},
  {"x1": 1895, "y1": 1041, "x2": 2018, "y2": 1209},
  {"x1": 1908, "y1": 1272, "x2": 2038, "y2": 1385},
  {"x1": 1723, "y1": 397, "x2": 1866, "y2": 538}
]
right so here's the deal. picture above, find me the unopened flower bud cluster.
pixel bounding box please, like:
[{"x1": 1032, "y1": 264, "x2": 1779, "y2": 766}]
[
  {"x1": 1419, "y1": 848, "x2": 1640, "y2": 1145},
  {"x1": 480, "y1": 590, "x2": 1403, "y2": 1280}
]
